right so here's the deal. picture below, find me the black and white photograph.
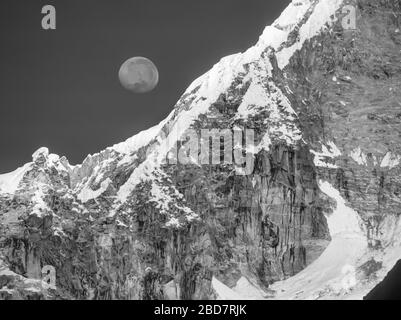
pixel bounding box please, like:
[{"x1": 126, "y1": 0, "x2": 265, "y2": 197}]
[{"x1": 0, "y1": 0, "x2": 401, "y2": 306}]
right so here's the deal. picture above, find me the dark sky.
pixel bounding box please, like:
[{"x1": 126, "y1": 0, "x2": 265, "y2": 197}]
[{"x1": 0, "y1": 0, "x2": 288, "y2": 172}]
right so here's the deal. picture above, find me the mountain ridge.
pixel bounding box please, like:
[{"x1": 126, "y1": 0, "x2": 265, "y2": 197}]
[{"x1": 1, "y1": 0, "x2": 401, "y2": 300}]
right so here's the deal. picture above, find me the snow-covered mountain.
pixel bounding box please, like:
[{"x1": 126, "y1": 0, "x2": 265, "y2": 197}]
[{"x1": 1, "y1": 0, "x2": 401, "y2": 300}]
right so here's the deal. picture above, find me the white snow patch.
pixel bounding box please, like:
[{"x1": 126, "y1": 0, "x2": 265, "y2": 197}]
[
  {"x1": 311, "y1": 141, "x2": 341, "y2": 168},
  {"x1": 237, "y1": 77, "x2": 301, "y2": 147},
  {"x1": 277, "y1": 0, "x2": 344, "y2": 69},
  {"x1": 269, "y1": 181, "x2": 367, "y2": 300},
  {"x1": 150, "y1": 182, "x2": 176, "y2": 214},
  {"x1": 30, "y1": 184, "x2": 51, "y2": 217},
  {"x1": 117, "y1": 154, "x2": 138, "y2": 167},
  {"x1": 31, "y1": 147, "x2": 70, "y2": 173},
  {"x1": 213, "y1": 276, "x2": 266, "y2": 300},
  {"x1": 149, "y1": 180, "x2": 199, "y2": 226},
  {"x1": 233, "y1": 277, "x2": 266, "y2": 299},
  {"x1": 380, "y1": 152, "x2": 400, "y2": 169},
  {"x1": 78, "y1": 178, "x2": 112, "y2": 203},
  {"x1": 32, "y1": 147, "x2": 49, "y2": 161},
  {"x1": 236, "y1": 80, "x2": 272, "y2": 117},
  {"x1": 319, "y1": 181, "x2": 365, "y2": 238},
  {"x1": 165, "y1": 217, "x2": 181, "y2": 229},
  {"x1": 212, "y1": 277, "x2": 244, "y2": 300},
  {"x1": 274, "y1": 0, "x2": 312, "y2": 31},
  {"x1": 48, "y1": 153, "x2": 70, "y2": 173},
  {"x1": 256, "y1": 133, "x2": 272, "y2": 153},
  {"x1": 350, "y1": 147, "x2": 368, "y2": 166},
  {"x1": 110, "y1": 122, "x2": 166, "y2": 155},
  {"x1": 0, "y1": 163, "x2": 32, "y2": 195}
]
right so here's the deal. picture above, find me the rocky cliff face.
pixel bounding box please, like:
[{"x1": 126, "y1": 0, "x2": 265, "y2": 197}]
[{"x1": 1, "y1": 0, "x2": 400, "y2": 300}]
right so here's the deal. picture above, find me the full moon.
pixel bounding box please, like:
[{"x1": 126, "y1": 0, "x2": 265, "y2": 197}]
[{"x1": 118, "y1": 57, "x2": 159, "y2": 93}]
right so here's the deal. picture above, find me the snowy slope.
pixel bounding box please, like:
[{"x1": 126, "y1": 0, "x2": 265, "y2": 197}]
[
  {"x1": 213, "y1": 181, "x2": 370, "y2": 300},
  {"x1": 0, "y1": 163, "x2": 32, "y2": 195},
  {"x1": 112, "y1": 0, "x2": 345, "y2": 212},
  {"x1": 213, "y1": 179, "x2": 399, "y2": 300},
  {"x1": 268, "y1": 181, "x2": 368, "y2": 299}
]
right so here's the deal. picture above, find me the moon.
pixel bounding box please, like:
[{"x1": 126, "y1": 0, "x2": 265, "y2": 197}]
[{"x1": 118, "y1": 57, "x2": 159, "y2": 93}]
